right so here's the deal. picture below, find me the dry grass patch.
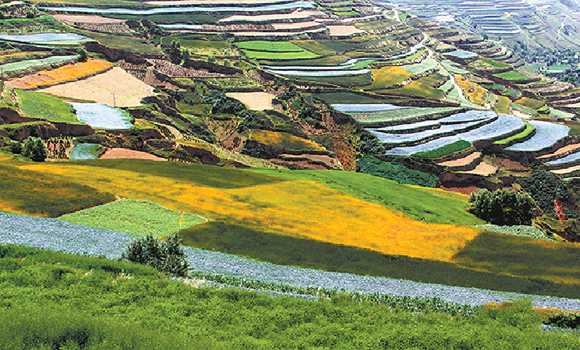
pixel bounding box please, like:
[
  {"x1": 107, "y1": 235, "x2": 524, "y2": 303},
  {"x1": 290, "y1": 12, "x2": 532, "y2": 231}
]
[
  {"x1": 251, "y1": 129, "x2": 326, "y2": 152},
  {"x1": 19, "y1": 162, "x2": 480, "y2": 261},
  {"x1": 38, "y1": 67, "x2": 155, "y2": 107},
  {"x1": 226, "y1": 92, "x2": 275, "y2": 111},
  {"x1": 5, "y1": 59, "x2": 112, "y2": 89}
]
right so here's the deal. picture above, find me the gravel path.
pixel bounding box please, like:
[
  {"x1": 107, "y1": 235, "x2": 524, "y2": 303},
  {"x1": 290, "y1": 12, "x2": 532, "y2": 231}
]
[{"x1": 2, "y1": 212, "x2": 580, "y2": 310}]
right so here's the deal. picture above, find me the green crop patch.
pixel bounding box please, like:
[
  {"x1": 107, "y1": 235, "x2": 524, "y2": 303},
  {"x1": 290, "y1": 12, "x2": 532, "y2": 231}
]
[
  {"x1": 235, "y1": 41, "x2": 305, "y2": 53},
  {"x1": 480, "y1": 57, "x2": 511, "y2": 68},
  {"x1": 0, "y1": 164, "x2": 115, "y2": 217},
  {"x1": 17, "y1": 90, "x2": 81, "y2": 124},
  {"x1": 70, "y1": 159, "x2": 285, "y2": 189},
  {"x1": 494, "y1": 121, "x2": 534, "y2": 145},
  {"x1": 59, "y1": 199, "x2": 207, "y2": 238},
  {"x1": 242, "y1": 50, "x2": 320, "y2": 60},
  {"x1": 250, "y1": 169, "x2": 483, "y2": 225},
  {"x1": 453, "y1": 231, "x2": 580, "y2": 295},
  {"x1": 414, "y1": 140, "x2": 472, "y2": 159},
  {"x1": 493, "y1": 71, "x2": 531, "y2": 81}
]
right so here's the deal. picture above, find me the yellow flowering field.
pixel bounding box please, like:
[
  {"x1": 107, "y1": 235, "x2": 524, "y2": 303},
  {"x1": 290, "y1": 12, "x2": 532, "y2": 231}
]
[
  {"x1": 19, "y1": 162, "x2": 480, "y2": 261},
  {"x1": 6, "y1": 59, "x2": 112, "y2": 89}
]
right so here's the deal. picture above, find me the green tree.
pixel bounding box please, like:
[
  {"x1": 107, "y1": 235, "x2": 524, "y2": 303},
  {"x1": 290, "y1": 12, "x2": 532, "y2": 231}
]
[
  {"x1": 77, "y1": 47, "x2": 88, "y2": 62},
  {"x1": 22, "y1": 136, "x2": 47, "y2": 162},
  {"x1": 123, "y1": 234, "x2": 189, "y2": 277},
  {"x1": 468, "y1": 189, "x2": 536, "y2": 225}
]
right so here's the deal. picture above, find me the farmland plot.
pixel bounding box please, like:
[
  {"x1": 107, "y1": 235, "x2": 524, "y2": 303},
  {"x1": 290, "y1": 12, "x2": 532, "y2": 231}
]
[
  {"x1": 505, "y1": 121, "x2": 569, "y2": 152},
  {"x1": 226, "y1": 92, "x2": 275, "y2": 111},
  {"x1": 4, "y1": 212, "x2": 580, "y2": 308},
  {"x1": 0, "y1": 55, "x2": 77, "y2": 74},
  {"x1": 39, "y1": 67, "x2": 155, "y2": 107},
  {"x1": 6, "y1": 59, "x2": 112, "y2": 89},
  {"x1": 547, "y1": 151, "x2": 580, "y2": 166},
  {"x1": 400, "y1": 58, "x2": 438, "y2": 75},
  {"x1": 376, "y1": 111, "x2": 496, "y2": 133},
  {"x1": 371, "y1": 117, "x2": 496, "y2": 146},
  {"x1": 346, "y1": 107, "x2": 464, "y2": 126},
  {"x1": 0, "y1": 33, "x2": 90, "y2": 45},
  {"x1": 69, "y1": 143, "x2": 101, "y2": 160},
  {"x1": 384, "y1": 114, "x2": 525, "y2": 156},
  {"x1": 59, "y1": 199, "x2": 206, "y2": 238},
  {"x1": 332, "y1": 104, "x2": 410, "y2": 113},
  {"x1": 70, "y1": 102, "x2": 133, "y2": 129},
  {"x1": 19, "y1": 161, "x2": 478, "y2": 261}
]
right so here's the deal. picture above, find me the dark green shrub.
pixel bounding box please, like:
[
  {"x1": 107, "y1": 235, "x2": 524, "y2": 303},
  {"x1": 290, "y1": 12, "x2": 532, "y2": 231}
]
[
  {"x1": 9, "y1": 142, "x2": 22, "y2": 154},
  {"x1": 468, "y1": 189, "x2": 536, "y2": 225},
  {"x1": 21, "y1": 136, "x2": 47, "y2": 162},
  {"x1": 122, "y1": 234, "x2": 189, "y2": 277}
]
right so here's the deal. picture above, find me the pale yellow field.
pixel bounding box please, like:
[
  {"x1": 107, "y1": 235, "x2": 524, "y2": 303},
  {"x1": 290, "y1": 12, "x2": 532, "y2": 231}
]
[
  {"x1": 226, "y1": 92, "x2": 275, "y2": 111},
  {"x1": 19, "y1": 163, "x2": 480, "y2": 261},
  {"x1": 39, "y1": 67, "x2": 155, "y2": 107},
  {"x1": 326, "y1": 25, "x2": 365, "y2": 36}
]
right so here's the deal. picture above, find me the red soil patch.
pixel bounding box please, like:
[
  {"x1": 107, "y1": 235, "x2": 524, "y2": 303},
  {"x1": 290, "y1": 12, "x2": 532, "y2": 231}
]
[{"x1": 99, "y1": 148, "x2": 166, "y2": 161}]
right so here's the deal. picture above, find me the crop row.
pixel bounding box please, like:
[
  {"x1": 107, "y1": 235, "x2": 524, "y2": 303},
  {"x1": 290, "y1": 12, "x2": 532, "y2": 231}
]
[
  {"x1": 0, "y1": 55, "x2": 78, "y2": 74},
  {"x1": 3, "y1": 212, "x2": 580, "y2": 311}
]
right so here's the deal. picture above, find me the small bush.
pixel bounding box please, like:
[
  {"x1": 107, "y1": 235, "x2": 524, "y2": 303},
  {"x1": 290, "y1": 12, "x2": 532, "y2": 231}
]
[
  {"x1": 468, "y1": 189, "x2": 536, "y2": 225},
  {"x1": 122, "y1": 234, "x2": 189, "y2": 277},
  {"x1": 22, "y1": 136, "x2": 47, "y2": 162}
]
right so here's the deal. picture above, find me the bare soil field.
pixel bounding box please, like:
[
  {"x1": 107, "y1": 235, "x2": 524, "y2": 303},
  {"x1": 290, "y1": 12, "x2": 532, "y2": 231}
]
[
  {"x1": 99, "y1": 148, "x2": 166, "y2": 161},
  {"x1": 226, "y1": 92, "x2": 275, "y2": 110},
  {"x1": 39, "y1": 67, "x2": 155, "y2": 107},
  {"x1": 53, "y1": 15, "x2": 126, "y2": 24},
  {"x1": 326, "y1": 25, "x2": 365, "y2": 36},
  {"x1": 438, "y1": 152, "x2": 481, "y2": 167},
  {"x1": 464, "y1": 162, "x2": 497, "y2": 176}
]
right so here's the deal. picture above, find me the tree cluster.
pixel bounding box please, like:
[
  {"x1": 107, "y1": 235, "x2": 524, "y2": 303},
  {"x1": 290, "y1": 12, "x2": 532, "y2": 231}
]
[
  {"x1": 122, "y1": 234, "x2": 189, "y2": 277},
  {"x1": 468, "y1": 189, "x2": 536, "y2": 225}
]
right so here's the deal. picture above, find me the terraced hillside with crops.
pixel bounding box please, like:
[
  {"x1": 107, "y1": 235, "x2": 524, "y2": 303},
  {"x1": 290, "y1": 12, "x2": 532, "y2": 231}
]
[{"x1": 1, "y1": 0, "x2": 580, "y2": 348}]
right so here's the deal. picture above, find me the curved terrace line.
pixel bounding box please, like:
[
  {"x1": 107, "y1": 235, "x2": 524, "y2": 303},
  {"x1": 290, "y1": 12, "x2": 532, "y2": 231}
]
[
  {"x1": 263, "y1": 33, "x2": 428, "y2": 75},
  {"x1": 39, "y1": 1, "x2": 314, "y2": 15}
]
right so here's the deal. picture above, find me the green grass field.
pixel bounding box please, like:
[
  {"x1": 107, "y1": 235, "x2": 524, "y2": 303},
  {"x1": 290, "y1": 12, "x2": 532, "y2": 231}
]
[
  {"x1": 235, "y1": 41, "x2": 305, "y2": 53},
  {"x1": 2, "y1": 245, "x2": 578, "y2": 350},
  {"x1": 304, "y1": 91, "x2": 390, "y2": 104},
  {"x1": 249, "y1": 169, "x2": 483, "y2": 225},
  {"x1": 71, "y1": 159, "x2": 283, "y2": 189},
  {"x1": 16, "y1": 90, "x2": 81, "y2": 124},
  {"x1": 59, "y1": 199, "x2": 207, "y2": 238},
  {"x1": 480, "y1": 58, "x2": 511, "y2": 69},
  {"x1": 0, "y1": 164, "x2": 115, "y2": 217},
  {"x1": 292, "y1": 72, "x2": 373, "y2": 87},
  {"x1": 401, "y1": 58, "x2": 438, "y2": 75},
  {"x1": 242, "y1": 50, "x2": 320, "y2": 60},
  {"x1": 291, "y1": 40, "x2": 336, "y2": 56},
  {"x1": 493, "y1": 71, "x2": 531, "y2": 81}
]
